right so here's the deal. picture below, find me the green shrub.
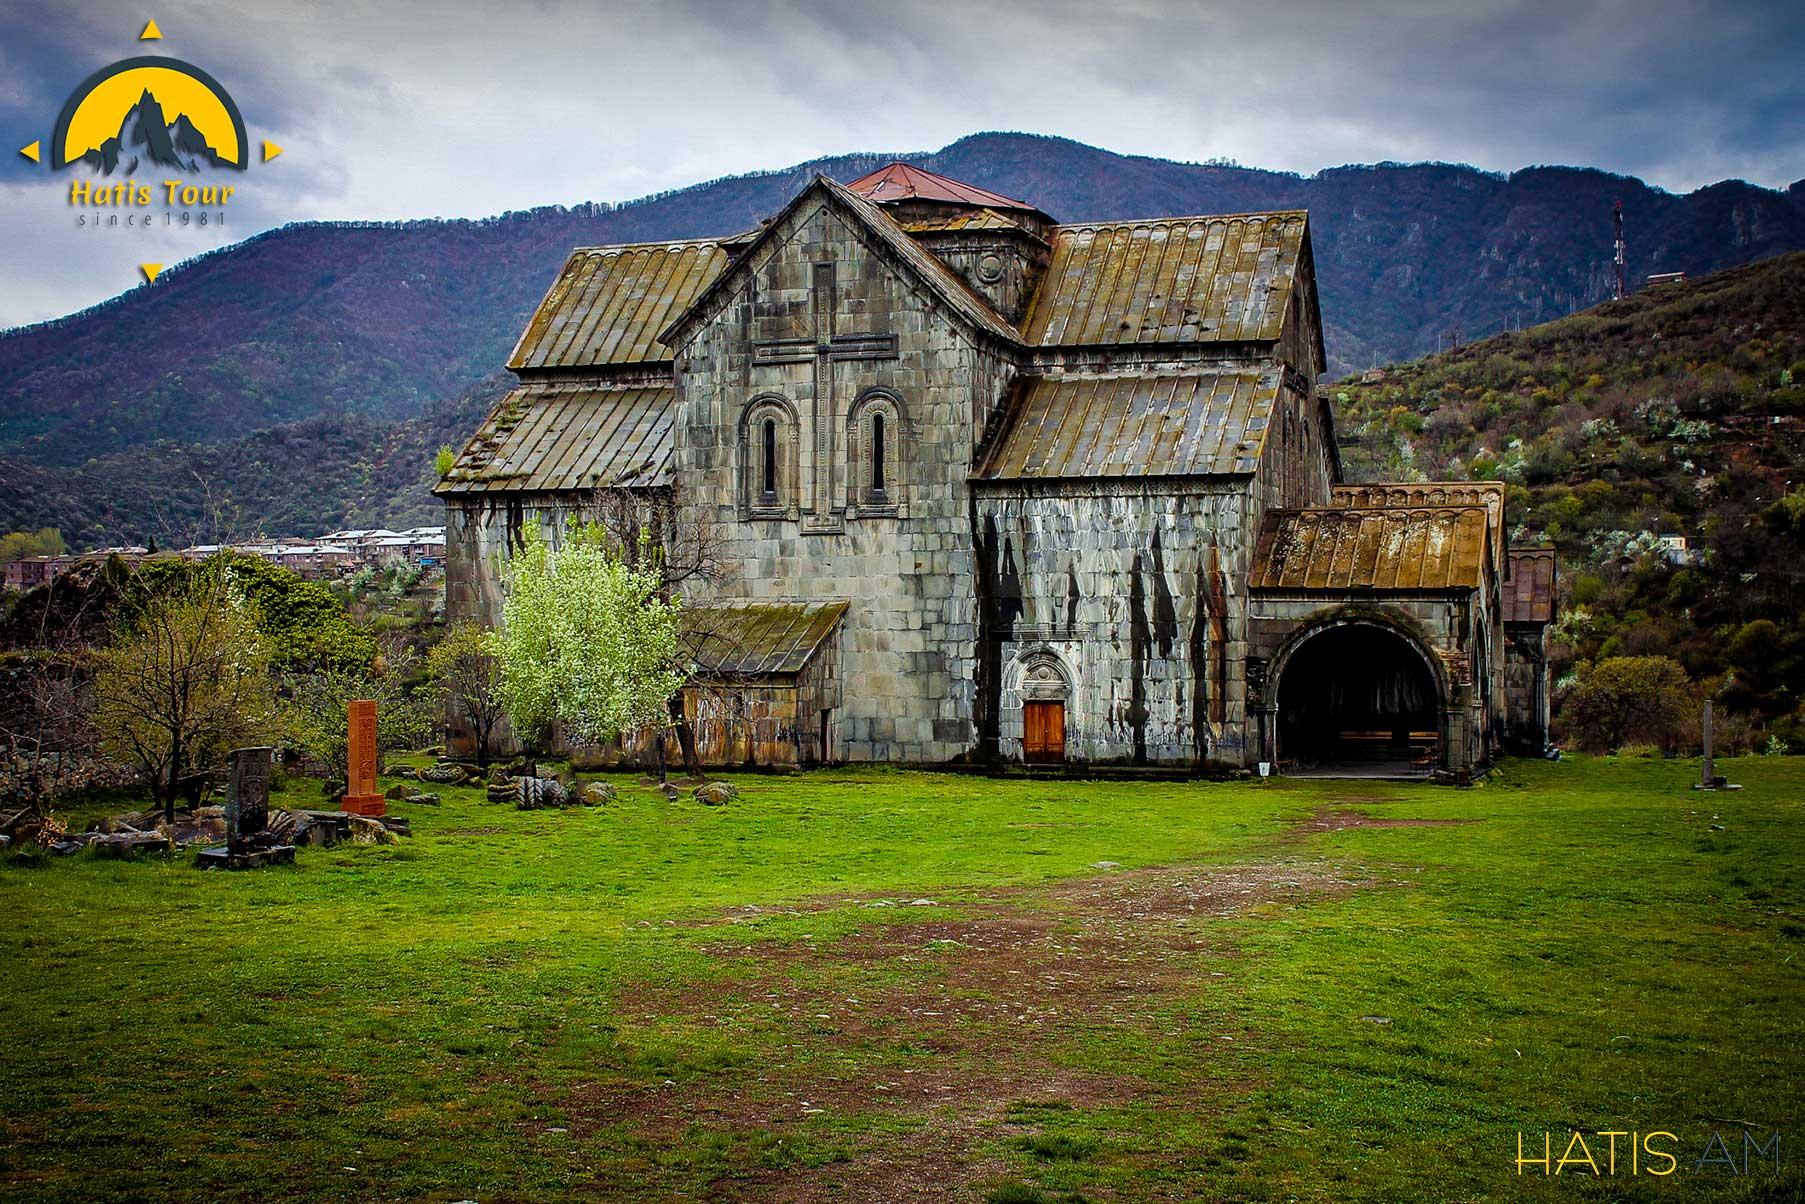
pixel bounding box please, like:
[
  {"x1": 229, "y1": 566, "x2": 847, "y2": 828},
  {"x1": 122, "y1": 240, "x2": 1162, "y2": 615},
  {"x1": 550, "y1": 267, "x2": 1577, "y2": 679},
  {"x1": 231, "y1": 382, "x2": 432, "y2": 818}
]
[{"x1": 1557, "y1": 656, "x2": 1696, "y2": 754}]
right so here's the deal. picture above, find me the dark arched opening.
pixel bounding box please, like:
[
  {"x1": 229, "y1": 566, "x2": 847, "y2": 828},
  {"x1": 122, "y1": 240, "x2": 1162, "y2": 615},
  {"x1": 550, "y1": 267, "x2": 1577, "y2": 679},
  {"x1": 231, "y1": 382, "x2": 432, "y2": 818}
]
[
  {"x1": 1278, "y1": 624, "x2": 1440, "y2": 774},
  {"x1": 871, "y1": 413, "x2": 887, "y2": 495},
  {"x1": 761, "y1": 418, "x2": 778, "y2": 501}
]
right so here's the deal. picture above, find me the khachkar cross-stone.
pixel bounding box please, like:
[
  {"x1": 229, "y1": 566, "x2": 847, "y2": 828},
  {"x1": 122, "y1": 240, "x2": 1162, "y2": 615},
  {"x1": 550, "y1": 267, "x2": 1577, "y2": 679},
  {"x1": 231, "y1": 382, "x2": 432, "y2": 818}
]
[
  {"x1": 225, "y1": 746, "x2": 273, "y2": 854},
  {"x1": 750, "y1": 261, "x2": 897, "y2": 531},
  {"x1": 341, "y1": 698, "x2": 386, "y2": 817}
]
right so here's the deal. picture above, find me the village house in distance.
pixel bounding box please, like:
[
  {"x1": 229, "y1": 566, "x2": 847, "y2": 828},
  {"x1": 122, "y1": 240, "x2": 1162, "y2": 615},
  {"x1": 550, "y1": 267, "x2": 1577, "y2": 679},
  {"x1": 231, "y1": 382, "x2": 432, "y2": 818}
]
[
  {"x1": 438, "y1": 164, "x2": 1555, "y2": 777},
  {"x1": 1, "y1": 527, "x2": 446, "y2": 592}
]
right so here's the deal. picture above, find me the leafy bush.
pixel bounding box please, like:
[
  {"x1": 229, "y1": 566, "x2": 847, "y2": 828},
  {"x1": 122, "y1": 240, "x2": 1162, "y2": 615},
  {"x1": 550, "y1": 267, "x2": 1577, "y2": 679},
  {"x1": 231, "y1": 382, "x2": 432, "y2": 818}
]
[
  {"x1": 1014, "y1": 1133, "x2": 1097, "y2": 1161},
  {"x1": 1558, "y1": 657, "x2": 1696, "y2": 754}
]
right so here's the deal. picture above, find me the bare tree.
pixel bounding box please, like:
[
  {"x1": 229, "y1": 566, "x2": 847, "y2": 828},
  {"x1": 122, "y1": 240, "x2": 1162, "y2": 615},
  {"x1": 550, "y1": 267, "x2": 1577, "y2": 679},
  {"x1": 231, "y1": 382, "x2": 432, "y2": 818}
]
[
  {"x1": 0, "y1": 650, "x2": 95, "y2": 816},
  {"x1": 91, "y1": 566, "x2": 280, "y2": 822},
  {"x1": 0, "y1": 548, "x2": 114, "y2": 817},
  {"x1": 427, "y1": 622, "x2": 506, "y2": 767}
]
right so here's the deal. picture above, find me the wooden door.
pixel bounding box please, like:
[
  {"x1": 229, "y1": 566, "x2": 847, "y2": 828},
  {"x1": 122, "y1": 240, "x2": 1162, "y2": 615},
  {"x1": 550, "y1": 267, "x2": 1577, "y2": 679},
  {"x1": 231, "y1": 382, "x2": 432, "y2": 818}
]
[{"x1": 1023, "y1": 700, "x2": 1066, "y2": 763}]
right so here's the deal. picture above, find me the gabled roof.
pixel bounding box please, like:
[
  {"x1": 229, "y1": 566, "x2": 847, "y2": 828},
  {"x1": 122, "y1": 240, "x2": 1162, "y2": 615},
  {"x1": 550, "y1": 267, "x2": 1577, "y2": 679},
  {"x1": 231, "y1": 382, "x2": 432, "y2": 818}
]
[
  {"x1": 1250, "y1": 506, "x2": 1493, "y2": 593},
  {"x1": 508, "y1": 239, "x2": 729, "y2": 372},
  {"x1": 1020, "y1": 212, "x2": 1312, "y2": 349},
  {"x1": 436, "y1": 383, "x2": 672, "y2": 494},
  {"x1": 844, "y1": 162, "x2": 1038, "y2": 212},
  {"x1": 1503, "y1": 547, "x2": 1557, "y2": 624},
  {"x1": 659, "y1": 175, "x2": 1019, "y2": 350},
  {"x1": 684, "y1": 599, "x2": 848, "y2": 677},
  {"x1": 975, "y1": 368, "x2": 1283, "y2": 481}
]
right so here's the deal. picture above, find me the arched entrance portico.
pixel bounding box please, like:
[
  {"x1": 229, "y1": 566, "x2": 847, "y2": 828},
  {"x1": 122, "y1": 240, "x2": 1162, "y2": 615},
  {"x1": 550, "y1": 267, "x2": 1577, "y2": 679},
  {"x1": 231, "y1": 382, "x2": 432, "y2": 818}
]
[{"x1": 1271, "y1": 618, "x2": 1445, "y2": 776}]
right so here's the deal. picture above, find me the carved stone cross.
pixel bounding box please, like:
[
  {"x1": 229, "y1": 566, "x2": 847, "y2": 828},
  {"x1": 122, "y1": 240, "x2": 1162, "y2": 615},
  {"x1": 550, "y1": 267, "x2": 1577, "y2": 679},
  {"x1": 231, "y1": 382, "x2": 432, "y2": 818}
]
[
  {"x1": 750, "y1": 261, "x2": 897, "y2": 529},
  {"x1": 225, "y1": 746, "x2": 273, "y2": 853}
]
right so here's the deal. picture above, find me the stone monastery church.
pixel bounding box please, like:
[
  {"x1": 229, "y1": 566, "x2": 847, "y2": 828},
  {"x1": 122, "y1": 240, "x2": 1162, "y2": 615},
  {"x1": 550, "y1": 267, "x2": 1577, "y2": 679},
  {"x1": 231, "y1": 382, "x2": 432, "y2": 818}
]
[{"x1": 439, "y1": 163, "x2": 1554, "y2": 778}]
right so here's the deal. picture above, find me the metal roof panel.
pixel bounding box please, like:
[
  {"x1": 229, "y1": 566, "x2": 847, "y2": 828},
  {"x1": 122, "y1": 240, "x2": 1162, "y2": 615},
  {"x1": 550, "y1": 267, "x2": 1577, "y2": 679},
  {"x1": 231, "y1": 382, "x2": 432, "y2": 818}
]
[
  {"x1": 508, "y1": 241, "x2": 730, "y2": 371},
  {"x1": 976, "y1": 369, "x2": 1284, "y2": 481},
  {"x1": 1250, "y1": 507, "x2": 1491, "y2": 593},
  {"x1": 682, "y1": 599, "x2": 850, "y2": 677},
  {"x1": 437, "y1": 383, "x2": 673, "y2": 493},
  {"x1": 843, "y1": 162, "x2": 1038, "y2": 212},
  {"x1": 1020, "y1": 212, "x2": 1308, "y2": 349}
]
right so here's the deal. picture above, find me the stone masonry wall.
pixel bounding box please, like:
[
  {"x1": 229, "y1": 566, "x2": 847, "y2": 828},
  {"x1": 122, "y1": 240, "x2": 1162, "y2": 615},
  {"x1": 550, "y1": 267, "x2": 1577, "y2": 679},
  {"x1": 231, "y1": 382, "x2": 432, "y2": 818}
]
[
  {"x1": 671, "y1": 198, "x2": 1015, "y2": 763},
  {"x1": 1503, "y1": 624, "x2": 1550, "y2": 753},
  {"x1": 972, "y1": 482, "x2": 1259, "y2": 765}
]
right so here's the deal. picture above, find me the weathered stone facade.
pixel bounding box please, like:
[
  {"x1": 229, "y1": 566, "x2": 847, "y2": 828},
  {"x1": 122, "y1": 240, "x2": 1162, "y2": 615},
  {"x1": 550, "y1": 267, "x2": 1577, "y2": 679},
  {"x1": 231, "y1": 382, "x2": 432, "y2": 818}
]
[
  {"x1": 439, "y1": 163, "x2": 1553, "y2": 774},
  {"x1": 663, "y1": 199, "x2": 1010, "y2": 764}
]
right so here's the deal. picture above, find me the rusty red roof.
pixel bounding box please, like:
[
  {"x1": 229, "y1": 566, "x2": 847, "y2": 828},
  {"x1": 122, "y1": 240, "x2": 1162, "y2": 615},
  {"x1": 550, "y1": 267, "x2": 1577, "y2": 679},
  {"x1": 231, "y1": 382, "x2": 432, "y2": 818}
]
[
  {"x1": 1250, "y1": 507, "x2": 1493, "y2": 593},
  {"x1": 843, "y1": 162, "x2": 1037, "y2": 212},
  {"x1": 1503, "y1": 547, "x2": 1557, "y2": 624}
]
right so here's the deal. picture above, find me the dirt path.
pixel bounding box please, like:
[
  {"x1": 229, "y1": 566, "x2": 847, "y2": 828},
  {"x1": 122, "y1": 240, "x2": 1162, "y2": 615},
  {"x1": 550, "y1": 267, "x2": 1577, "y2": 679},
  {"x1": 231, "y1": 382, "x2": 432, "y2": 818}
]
[
  {"x1": 1286, "y1": 802, "x2": 1480, "y2": 837},
  {"x1": 558, "y1": 850, "x2": 1378, "y2": 1202}
]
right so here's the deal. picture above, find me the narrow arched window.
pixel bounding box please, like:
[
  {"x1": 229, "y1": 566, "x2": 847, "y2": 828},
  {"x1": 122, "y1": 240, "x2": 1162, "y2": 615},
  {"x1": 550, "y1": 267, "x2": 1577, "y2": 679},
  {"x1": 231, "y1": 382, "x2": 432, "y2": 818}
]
[
  {"x1": 846, "y1": 392, "x2": 905, "y2": 515},
  {"x1": 762, "y1": 418, "x2": 777, "y2": 500},
  {"x1": 871, "y1": 414, "x2": 886, "y2": 494}
]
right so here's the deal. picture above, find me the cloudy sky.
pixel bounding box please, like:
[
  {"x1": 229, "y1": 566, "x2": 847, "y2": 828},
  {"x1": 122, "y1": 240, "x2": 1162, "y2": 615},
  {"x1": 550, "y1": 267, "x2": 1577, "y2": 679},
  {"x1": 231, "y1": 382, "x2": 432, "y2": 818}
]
[{"x1": 2, "y1": 0, "x2": 1800, "y2": 327}]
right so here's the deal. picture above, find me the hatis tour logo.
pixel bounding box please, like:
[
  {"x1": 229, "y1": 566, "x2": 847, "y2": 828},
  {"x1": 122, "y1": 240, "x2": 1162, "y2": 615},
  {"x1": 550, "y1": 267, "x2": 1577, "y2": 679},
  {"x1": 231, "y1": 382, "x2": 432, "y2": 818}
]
[{"x1": 17, "y1": 19, "x2": 284, "y2": 284}]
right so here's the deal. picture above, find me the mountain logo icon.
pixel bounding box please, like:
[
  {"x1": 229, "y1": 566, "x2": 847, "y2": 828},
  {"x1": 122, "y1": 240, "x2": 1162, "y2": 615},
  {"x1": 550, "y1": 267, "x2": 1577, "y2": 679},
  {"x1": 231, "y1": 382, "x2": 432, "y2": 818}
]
[{"x1": 49, "y1": 55, "x2": 248, "y2": 174}]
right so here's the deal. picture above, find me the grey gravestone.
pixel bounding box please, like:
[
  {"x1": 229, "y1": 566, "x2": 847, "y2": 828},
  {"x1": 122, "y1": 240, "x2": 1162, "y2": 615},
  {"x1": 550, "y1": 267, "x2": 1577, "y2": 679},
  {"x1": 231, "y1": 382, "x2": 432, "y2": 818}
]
[
  {"x1": 197, "y1": 746, "x2": 296, "y2": 869},
  {"x1": 1693, "y1": 701, "x2": 1741, "y2": 791},
  {"x1": 226, "y1": 746, "x2": 273, "y2": 851}
]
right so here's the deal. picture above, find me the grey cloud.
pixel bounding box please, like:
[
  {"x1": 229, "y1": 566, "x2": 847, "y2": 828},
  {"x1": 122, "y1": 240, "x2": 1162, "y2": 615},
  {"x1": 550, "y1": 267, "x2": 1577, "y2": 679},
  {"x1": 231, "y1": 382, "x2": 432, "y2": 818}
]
[{"x1": 1, "y1": 0, "x2": 1799, "y2": 326}]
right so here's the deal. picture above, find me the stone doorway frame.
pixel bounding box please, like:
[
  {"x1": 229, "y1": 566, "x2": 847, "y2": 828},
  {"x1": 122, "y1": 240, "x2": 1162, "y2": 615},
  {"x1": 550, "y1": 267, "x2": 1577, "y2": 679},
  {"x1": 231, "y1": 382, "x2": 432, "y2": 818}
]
[{"x1": 1008, "y1": 648, "x2": 1073, "y2": 764}]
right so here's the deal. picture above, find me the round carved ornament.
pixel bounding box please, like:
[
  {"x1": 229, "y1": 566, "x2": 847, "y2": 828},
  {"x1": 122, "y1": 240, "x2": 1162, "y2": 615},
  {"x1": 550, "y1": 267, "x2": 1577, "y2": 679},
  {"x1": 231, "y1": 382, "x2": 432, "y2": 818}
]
[{"x1": 976, "y1": 253, "x2": 1004, "y2": 284}]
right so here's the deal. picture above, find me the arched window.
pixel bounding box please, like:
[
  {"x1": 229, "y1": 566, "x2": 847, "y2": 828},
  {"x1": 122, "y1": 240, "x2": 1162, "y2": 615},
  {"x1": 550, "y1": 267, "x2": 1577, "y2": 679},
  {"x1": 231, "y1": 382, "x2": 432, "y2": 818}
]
[
  {"x1": 762, "y1": 418, "x2": 777, "y2": 501},
  {"x1": 871, "y1": 413, "x2": 886, "y2": 494},
  {"x1": 847, "y1": 388, "x2": 906, "y2": 515},
  {"x1": 741, "y1": 396, "x2": 797, "y2": 519}
]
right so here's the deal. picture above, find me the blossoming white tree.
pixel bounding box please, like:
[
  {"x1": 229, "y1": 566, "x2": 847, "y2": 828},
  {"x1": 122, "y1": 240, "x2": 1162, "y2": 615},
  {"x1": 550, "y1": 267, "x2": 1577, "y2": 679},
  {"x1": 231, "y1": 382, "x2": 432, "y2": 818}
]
[{"x1": 489, "y1": 522, "x2": 688, "y2": 760}]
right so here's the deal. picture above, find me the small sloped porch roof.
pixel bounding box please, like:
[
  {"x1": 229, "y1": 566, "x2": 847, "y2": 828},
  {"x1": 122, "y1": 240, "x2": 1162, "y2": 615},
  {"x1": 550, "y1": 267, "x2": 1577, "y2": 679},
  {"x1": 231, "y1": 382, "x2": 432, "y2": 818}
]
[{"x1": 683, "y1": 599, "x2": 849, "y2": 678}]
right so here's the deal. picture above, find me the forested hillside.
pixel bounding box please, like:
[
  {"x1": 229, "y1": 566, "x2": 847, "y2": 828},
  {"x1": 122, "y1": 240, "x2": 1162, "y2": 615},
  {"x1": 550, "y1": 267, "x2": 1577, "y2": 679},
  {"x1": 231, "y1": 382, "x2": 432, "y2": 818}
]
[
  {"x1": 1333, "y1": 252, "x2": 1805, "y2": 750},
  {"x1": 4, "y1": 132, "x2": 1802, "y2": 465},
  {"x1": 0, "y1": 375, "x2": 508, "y2": 546},
  {"x1": 2, "y1": 131, "x2": 1801, "y2": 545}
]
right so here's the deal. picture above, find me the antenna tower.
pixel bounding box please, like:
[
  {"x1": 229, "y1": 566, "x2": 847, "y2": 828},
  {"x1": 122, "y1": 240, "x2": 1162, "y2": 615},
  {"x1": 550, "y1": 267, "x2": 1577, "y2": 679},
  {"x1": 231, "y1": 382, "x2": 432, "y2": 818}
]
[{"x1": 1612, "y1": 200, "x2": 1626, "y2": 301}]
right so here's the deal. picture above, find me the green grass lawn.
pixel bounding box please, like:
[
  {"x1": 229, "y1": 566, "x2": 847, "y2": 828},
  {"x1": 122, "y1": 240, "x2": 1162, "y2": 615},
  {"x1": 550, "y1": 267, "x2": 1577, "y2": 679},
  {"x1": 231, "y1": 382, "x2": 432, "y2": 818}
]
[{"x1": 1, "y1": 756, "x2": 1800, "y2": 1202}]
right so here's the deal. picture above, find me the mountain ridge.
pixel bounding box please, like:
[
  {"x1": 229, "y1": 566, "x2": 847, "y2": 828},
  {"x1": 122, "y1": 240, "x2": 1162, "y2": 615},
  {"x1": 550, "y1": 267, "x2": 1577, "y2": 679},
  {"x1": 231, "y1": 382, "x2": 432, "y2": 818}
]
[{"x1": 2, "y1": 132, "x2": 1801, "y2": 528}]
